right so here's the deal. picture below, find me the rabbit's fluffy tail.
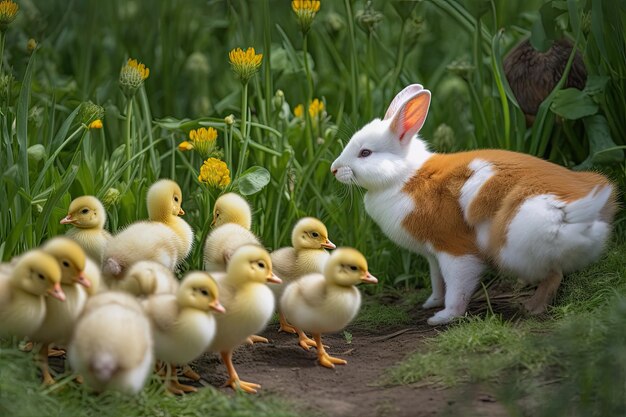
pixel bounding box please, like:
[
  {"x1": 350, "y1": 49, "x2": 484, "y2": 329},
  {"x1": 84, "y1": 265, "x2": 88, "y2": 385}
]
[{"x1": 563, "y1": 186, "x2": 612, "y2": 224}]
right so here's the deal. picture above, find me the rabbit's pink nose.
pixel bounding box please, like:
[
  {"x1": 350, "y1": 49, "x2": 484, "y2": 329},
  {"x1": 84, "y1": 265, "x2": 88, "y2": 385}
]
[{"x1": 331, "y1": 168, "x2": 338, "y2": 176}]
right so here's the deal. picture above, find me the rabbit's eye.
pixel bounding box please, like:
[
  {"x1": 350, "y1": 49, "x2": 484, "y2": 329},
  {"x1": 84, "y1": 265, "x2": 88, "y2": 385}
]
[
  {"x1": 359, "y1": 149, "x2": 372, "y2": 158},
  {"x1": 81, "y1": 208, "x2": 89, "y2": 214}
]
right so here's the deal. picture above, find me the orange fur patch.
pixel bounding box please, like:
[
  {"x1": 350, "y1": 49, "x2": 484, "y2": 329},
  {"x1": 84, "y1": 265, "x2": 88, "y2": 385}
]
[{"x1": 401, "y1": 149, "x2": 617, "y2": 258}]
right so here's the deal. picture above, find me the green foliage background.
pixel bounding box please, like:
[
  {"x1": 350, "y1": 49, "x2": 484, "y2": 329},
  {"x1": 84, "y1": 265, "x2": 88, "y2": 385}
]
[{"x1": 1, "y1": 1, "x2": 626, "y2": 414}]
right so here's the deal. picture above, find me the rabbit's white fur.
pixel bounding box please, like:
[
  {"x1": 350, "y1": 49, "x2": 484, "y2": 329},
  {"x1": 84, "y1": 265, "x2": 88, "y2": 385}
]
[{"x1": 331, "y1": 84, "x2": 615, "y2": 325}]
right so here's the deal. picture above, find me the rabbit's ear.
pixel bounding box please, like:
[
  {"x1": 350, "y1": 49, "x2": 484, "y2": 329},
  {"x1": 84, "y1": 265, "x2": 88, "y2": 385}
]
[
  {"x1": 384, "y1": 84, "x2": 424, "y2": 120},
  {"x1": 388, "y1": 88, "x2": 431, "y2": 142}
]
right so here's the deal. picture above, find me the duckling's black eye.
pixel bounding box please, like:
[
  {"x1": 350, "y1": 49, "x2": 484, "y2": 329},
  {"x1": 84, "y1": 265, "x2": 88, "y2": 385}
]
[
  {"x1": 200, "y1": 289, "x2": 209, "y2": 296},
  {"x1": 81, "y1": 208, "x2": 89, "y2": 214},
  {"x1": 359, "y1": 149, "x2": 372, "y2": 158},
  {"x1": 258, "y1": 262, "x2": 265, "y2": 269},
  {"x1": 62, "y1": 261, "x2": 70, "y2": 268},
  {"x1": 38, "y1": 273, "x2": 45, "y2": 280},
  {"x1": 311, "y1": 232, "x2": 319, "y2": 238},
  {"x1": 174, "y1": 196, "x2": 179, "y2": 202},
  {"x1": 349, "y1": 266, "x2": 358, "y2": 271}
]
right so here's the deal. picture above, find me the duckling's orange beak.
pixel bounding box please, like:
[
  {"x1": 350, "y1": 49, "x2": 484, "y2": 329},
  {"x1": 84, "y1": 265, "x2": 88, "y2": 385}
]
[
  {"x1": 361, "y1": 271, "x2": 378, "y2": 284},
  {"x1": 321, "y1": 239, "x2": 336, "y2": 250},
  {"x1": 76, "y1": 272, "x2": 91, "y2": 288},
  {"x1": 209, "y1": 300, "x2": 226, "y2": 314},
  {"x1": 267, "y1": 272, "x2": 282, "y2": 284},
  {"x1": 48, "y1": 283, "x2": 66, "y2": 301},
  {"x1": 178, "y1": 207, "x2": 185, "y2": 216},
  {"x1": 60, "y1": 215, "x2": 75, "y2": 225}
]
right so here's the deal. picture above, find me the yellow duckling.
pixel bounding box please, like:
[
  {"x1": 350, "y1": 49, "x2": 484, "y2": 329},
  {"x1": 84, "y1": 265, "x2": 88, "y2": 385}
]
[
  {"x1": 114, "y1": 260, "x2": 179, "y2": 297},
  {"x1": 280, "y1": 248, "x2": 378, "y2": 368},
  {"x1": 0, "y1": 250, "x2": 64, "y2": 339},
  {"x1": 68, "y1": 291, "x2": 154, "y2": 394},
  {"x1": 143, "y1": 272, "x2": 225, "y2": 394},
  {"x1": 203, "y1": 193, "x2": 259, "y2": 272},
  {"x1": 60, "y1": 196, "x2": 112, "y2": 265},
  {"x1": 83, "y1": 257, "x2": 105, "y2": 295},
  {"x1": 207, "y1": 245, "x2": 281, "y2": 393},
  {"x1": 271, "y1": 217, "x2": 335, "y2": 341},
  {"x1": 32, "y1": 237, "x2": 91, "y2": 384},
  {"x1": 148, "y1": 179, "x2": 194, "y2": 263}
]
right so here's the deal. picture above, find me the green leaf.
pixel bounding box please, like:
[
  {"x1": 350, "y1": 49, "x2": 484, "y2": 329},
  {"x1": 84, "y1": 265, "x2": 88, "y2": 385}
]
[
  {"x1": 551, "y1": 88, "x2": 599, "y2": 119},
  {"x1": 584, "y1": 75, "x2": 610, "y2": 96},
  {"x1": 530, "y1": 2, "x2": 564, "y2": 52},
  {"x1": 586, "y1": 115, "x2": 624, "y2": 164},
  {"x1": 237, "y1": 166, "x2": 271, "y2": 195}
]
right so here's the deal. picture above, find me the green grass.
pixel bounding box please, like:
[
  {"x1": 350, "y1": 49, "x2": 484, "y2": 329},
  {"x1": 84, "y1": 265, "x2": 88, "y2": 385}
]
[
  {"x1": 387, "y1": 240, "x2": 626, "y2": 414},
  {"x1": 0, "y1": 342, "x2": 300, "y2": 417},
  {"x1": 352, "y1": 297, "x2": 413, "y2": 330}
]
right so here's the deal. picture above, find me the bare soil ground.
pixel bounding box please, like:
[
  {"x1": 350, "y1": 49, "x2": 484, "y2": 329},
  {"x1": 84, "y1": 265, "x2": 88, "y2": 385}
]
[{"x1": 187, "y1": 302, "x2": 514, "y2": 417}]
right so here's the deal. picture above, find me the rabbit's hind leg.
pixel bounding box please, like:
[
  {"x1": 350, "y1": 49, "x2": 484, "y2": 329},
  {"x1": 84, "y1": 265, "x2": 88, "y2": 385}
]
[{"x1": 523, "y1": 270, "x2": 563, "y2": 315}]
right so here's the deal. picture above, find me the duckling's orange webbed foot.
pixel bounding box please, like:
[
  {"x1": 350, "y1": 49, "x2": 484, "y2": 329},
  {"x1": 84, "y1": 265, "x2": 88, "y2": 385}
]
[
  {"x1": 169, "y1": 379, "x2": 198, "y2": 394},
  {"x1": 296, "y1": 329, "x2": 317, "y2": 351},
  {"x1": 38, "y1": 344, "x2": 56, "y2": 385},
  {"x1": 221, "y1": 350, "x2": 261, "y2": 394},
  {"x1": 318, "y1": 352, "x2": 348, "y2": 369},
  {"x1": 278, "y1": 312, "x2": 297, "y2": 334},
  {"x1": 224, "y1": 377, "x2": 261, "y2": 394},
  {"x1": 313, "y1": 333, "x2": 347, "y2": 369},
  {"x1": 246, "y1": 334, "x2": 269, "y2": 345},
  {"x1": 181, "y1": 364, "x2": 201, "y2": 381},
  {"x1": 48, "y1": 346, "x2": 66, "y2": 357}
]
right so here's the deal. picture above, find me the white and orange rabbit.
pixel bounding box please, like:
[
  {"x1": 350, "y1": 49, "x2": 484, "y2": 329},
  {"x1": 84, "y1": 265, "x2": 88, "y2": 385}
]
[{"x1": 331, "y1": 84, "x2": 616, "y2": 325}]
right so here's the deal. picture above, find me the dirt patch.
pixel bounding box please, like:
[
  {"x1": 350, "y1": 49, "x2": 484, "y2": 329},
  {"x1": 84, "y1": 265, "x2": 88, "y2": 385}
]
[{"x1": 188, "y1": 303, "x2": 513, "y2": 417}]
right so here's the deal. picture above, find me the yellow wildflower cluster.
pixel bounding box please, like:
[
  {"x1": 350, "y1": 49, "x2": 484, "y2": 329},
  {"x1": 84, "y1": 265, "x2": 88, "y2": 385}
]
[
  {"x1": 198, "y1": 158, "x2": 231, "y2": 189},
  {"x1": 292, "y1": 0, "x2": 320, "y2": 34},
  {"x1": 178, "y1": 127, "x2": 218, "y2": 159},
  {"x1": 228, "y1": 47, "x2": 263, "y2": 84},
  {"x1": 119, "y1": 58, "x2": 150, "y2": 97},
  {"x1": 294, "y1": 98, "x2": 325, "y2": 119},
  {"x1": 0, "y1": 0, "x2": 18, "y2": 31}
]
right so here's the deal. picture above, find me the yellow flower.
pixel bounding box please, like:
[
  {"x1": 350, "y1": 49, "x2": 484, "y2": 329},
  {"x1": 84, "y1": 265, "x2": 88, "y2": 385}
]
[
  {"x1": 308, "y1": 98, "x2": 324, "y2": 118},
  {"x1": 89, "y1": 119, "x2": 103, "y2": 129},
  {"x1": 119, "y1": 58, "x2": 150, "y2": 97},
  {"x1": 292, "y1": 0, "x2": 320, "y2": 34},
  {"x1": 198, "y1": 158, "x2": 231, "y2": 188},
  {"x1": 0, "y1": 0, "x2": 18, "y2": 31},
  {"x1": 26, "y1": 38, "x2": 37, "y2": 53},
  {"x1": 228, "y1": 47, "x2": 263, "y2": 84},
  {"x1": 294, "y1": 104, "x2": 304, "y2": 118},
  {"x1": 179, "y1": 127, "x2": 218, "y2": 158},
  {"x1": 178, "y1": 141, "x2": 194, "y2": 151}
]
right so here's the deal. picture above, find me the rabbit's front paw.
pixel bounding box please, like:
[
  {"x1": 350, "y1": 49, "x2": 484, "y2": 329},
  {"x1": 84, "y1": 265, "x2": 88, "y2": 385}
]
[
  {"x1": 422, "y1": 294, "x2": 444, "y2": 309},
  {"x1": 427, "y1": 309, "x2": 461, "y2": 326}
]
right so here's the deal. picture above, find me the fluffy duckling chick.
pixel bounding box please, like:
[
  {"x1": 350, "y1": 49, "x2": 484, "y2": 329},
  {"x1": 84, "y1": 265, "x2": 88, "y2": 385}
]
[
  {"x1": 143, "y1": 272, "x2": 225, "y2": 394},
  {"x1": 203, "y1": 193, "x2": 259, "y2": 272},
  {"x1": 148, "y1": 179, "x2": 194, "y2": 263},
  {"x1": 103, "y1": 222, "x2": 180, "y2": 286},
  {"x1": 280, "y1": 248, "x2": 378, "y2": 368},
  {"x1": 84, "y1": 257, "x2": 104, "y2": 295},
  {"x1": 0, "y1": 250, "x2": 64, "y2": 339},
  {"x1": 271, "y1": 217, "x2": 335, "y2": 337},
  {"x1": 61, "y1": 196, "x2": 112, "y2": 265},
  {"x1": 114, "y1": 260, "x2": 179, "y2": 297},
  {"x1": 207, "y1": 245, "x2": 281, "y2": 393},
  {"x1": 68, "y1": 292, "x2": 153, "y2": 394},
  {"x1": 32, "y1": 238, "x2": 91, "y2": 384}
]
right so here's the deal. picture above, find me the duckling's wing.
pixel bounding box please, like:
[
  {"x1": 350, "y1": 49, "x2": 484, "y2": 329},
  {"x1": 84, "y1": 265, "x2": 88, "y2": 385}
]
[
  {"x1": 293, "y1": 274, "x2": 328, "y2": 308},
  {"x1": 271, "y1": 247, "x2": 298, "y2": 280},
  {"x1": 142, "y1": 294, "x2": 179, "y2": 332}
]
